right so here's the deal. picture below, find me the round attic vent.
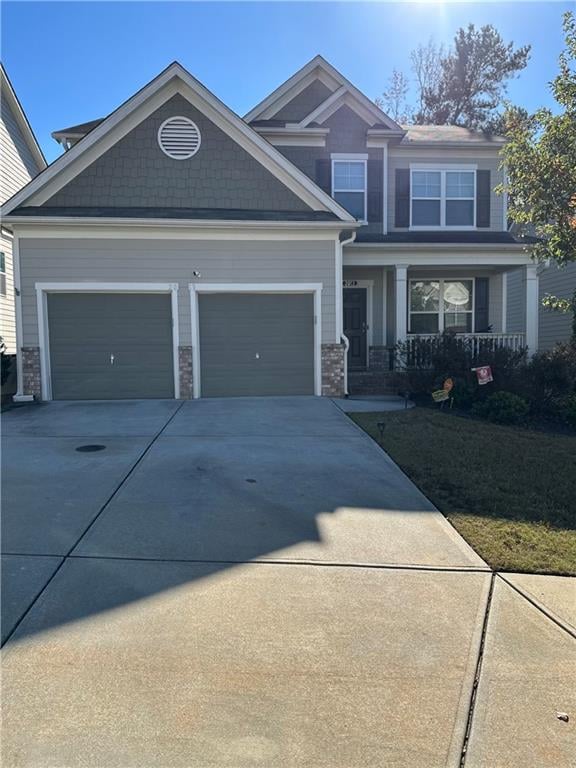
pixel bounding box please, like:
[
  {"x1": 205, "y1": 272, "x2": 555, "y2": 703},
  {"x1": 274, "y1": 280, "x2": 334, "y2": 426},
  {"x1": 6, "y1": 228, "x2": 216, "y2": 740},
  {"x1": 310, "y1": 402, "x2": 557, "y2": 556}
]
[{"x1": 157, "y1": 116, "x2": 201, "y2": 159}]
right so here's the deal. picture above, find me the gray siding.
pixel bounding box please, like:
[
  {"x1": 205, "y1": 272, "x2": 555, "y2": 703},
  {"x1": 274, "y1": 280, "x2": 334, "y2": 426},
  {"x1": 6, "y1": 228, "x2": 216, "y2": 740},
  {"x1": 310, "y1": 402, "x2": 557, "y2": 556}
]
[
  {"x1": 0, "y1": 97, "x2": 40, "y2": 204},
  {"x1": 273, "y1": 80, "x2": 333, "y2": 122},
  {"x1": 538, "y1": 261, "x2": 576, "y2": 349},
  {"x1": 19, "y1": 237, "x2": 337, "y2": 347},
  {"x1": 506, "y1": 268, "x2": 525, "y2": 334},
  {"x1": 45, "y1": 94, "x2": 309, "y2": 211},
  {"x1": 387, "y1": 150, "x2": 505, "y2": 233}
]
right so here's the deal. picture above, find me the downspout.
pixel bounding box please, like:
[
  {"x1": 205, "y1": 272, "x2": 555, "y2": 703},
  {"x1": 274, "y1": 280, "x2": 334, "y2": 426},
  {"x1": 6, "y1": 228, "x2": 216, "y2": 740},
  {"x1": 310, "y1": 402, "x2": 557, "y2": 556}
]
[{"x1": 338, "y1": 230, "x2": 357, "y2": 397}]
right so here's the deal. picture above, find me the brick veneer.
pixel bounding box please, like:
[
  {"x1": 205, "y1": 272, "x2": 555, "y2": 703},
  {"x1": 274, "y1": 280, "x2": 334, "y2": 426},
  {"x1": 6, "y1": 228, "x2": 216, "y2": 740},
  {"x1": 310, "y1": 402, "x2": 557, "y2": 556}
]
[
  {"x1": 321, "y1": 343, "x2": 345, "y2": 397},
  {"x1": 178, "y1": 346, "x2": 193, "y2": 399},
  {"x1": 22, "y1": 346, "x2": 41, "y2": 399}
]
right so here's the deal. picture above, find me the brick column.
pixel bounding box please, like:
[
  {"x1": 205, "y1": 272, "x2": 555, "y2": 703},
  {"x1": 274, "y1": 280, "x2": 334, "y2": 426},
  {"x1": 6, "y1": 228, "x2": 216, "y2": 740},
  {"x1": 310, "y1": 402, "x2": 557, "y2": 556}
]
[
  {"x1": 22, "y1": 346, "x2": 42, "y2": 399},
  {"x1": 321, "y1": 343, "x2": 345, "y2": 397},
  {"x1": 178, "y1": 346, "x2": 193, "y2": 399}
]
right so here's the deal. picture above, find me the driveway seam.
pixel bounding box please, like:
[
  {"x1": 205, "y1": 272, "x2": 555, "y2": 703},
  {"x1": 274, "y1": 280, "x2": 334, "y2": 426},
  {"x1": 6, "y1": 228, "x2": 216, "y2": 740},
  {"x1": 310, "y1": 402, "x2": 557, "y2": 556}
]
[
  {"x1": 497, "y1": 573, "x2": 576, "y2": 639},
  {"x1": 459, "y1": 572, "x2": 496, "y2": 767},
  {"x1": 1, "y1": 401, "x2": 186, "y2": 648},
  {"x1": 64, "y1": 553, "x2": 492, "y2": 573}
]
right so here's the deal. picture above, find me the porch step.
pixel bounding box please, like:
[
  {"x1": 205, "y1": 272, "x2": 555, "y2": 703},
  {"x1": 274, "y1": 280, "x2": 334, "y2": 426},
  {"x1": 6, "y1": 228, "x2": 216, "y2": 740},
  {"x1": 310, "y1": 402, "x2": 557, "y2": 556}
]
[{"x1": 348, "y1": 370, "x2": 404, "y2": 396}]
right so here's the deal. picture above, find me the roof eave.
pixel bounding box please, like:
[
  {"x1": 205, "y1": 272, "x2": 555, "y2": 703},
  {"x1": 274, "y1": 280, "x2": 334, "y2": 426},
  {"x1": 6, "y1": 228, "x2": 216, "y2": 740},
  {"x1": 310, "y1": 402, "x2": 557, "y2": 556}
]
[{"x1": 2, "y1": 215, "x2": 361, "y2": 230}]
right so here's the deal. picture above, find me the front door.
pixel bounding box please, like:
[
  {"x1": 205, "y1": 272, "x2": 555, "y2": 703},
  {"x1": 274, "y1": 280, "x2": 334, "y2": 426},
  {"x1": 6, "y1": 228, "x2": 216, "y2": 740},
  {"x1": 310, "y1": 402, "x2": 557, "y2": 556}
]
[{"x1": 343, "y1": 288, "x2": 367, "y2": 370}]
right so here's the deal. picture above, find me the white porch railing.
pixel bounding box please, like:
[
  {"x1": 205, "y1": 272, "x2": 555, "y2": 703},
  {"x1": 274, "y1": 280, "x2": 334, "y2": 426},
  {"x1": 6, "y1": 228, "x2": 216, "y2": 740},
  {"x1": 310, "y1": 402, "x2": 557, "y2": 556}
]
[{"x1": 403, "y1": 333, "x2": 526, "y2": 368}]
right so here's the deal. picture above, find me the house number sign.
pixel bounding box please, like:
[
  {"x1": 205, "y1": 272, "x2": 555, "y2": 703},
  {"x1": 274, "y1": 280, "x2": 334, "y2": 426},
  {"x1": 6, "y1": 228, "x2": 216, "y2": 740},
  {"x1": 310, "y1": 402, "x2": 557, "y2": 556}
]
[{"x1": 343, "y1": 280, "x2": 359, "y2": 287}]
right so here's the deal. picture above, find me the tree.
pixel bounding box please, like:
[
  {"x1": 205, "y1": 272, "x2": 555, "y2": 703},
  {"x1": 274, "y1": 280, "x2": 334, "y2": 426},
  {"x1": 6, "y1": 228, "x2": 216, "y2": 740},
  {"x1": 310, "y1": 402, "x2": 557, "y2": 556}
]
[
  {"x1": 410, "y1": 40, "x2": 444, "y2": 124},
  {"x1": 419, "y1": 25, "x2": 530, "y2": 129},
  {"x1": 376, "y1": 24, "x2": 530, "y2": 131},
  {"x1": 375, "y1": 69, "x2": 411, "y2": 123},
  {"x1": 500, "y1": 11, "x2": 576, "y2": 267}
]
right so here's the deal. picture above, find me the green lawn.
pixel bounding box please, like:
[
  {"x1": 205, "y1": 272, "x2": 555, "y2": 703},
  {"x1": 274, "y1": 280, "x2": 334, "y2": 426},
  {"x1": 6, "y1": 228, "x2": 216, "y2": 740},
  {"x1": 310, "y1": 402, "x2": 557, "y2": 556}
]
[{"x1": 350, "y1": 408, "x2": 576, "y2": 575}]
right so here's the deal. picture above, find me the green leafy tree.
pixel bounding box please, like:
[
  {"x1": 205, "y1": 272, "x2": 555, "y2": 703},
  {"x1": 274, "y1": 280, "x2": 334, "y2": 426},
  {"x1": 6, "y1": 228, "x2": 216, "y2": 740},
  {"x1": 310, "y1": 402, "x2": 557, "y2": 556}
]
[
  {"x1": 501, "y1": 12, "x2": 576, "y2": 340},
  {"x1": 501, "y1": 12, "x2": 576, "y2": 266}
]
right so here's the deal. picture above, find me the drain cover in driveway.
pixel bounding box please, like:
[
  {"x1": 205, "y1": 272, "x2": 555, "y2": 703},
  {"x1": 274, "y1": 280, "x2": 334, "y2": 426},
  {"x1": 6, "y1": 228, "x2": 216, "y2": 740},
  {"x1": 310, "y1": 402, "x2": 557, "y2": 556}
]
[{"x1": 75, "y1": 445, "x2": 106, "y2": 453}]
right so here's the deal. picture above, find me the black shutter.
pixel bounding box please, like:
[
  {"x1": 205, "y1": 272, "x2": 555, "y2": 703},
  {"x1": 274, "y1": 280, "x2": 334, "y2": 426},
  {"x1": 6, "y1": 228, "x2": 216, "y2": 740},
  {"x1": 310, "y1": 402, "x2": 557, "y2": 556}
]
[
  {"x1": 476, "y1": 170, "x2": 491, "y2": 228},
  {"x1": 315, "y1": 159, "x2": 331, "y2": 194},
  {"x1": 395, "y1": 169, "x2": 410, "y2": 228},
  {"x1": 474, "y1": 277, "x2": 490, "y2": 332},
  {"x1": 367, "y1": 159, "x2": 383, "y2": 223}
]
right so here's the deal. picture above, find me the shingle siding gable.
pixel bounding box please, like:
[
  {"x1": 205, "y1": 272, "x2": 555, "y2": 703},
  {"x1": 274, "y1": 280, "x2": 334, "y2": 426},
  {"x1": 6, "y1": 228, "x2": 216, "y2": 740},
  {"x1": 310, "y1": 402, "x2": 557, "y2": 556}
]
[
  {"x1": 273, "y1": 80, "x2": 333, "y2": 122},
  {"x1": 44, "y1": 94, "x2": 310, "y2": 211}
]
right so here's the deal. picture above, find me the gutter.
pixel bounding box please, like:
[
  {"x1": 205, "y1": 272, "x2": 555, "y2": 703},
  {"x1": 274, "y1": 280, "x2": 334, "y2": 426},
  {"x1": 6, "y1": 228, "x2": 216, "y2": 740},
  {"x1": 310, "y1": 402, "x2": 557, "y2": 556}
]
[
  {"x1": 339, "y1": 230, "x2": 357, "y2": 397},
  {"x1": 2, "y1": 216, "x2": 361, "y2": 231}
]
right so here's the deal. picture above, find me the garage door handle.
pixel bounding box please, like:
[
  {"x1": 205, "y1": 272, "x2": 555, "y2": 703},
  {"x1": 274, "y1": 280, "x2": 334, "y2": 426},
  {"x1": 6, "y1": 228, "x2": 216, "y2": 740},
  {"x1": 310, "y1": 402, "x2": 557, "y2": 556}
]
[{"x1": 110, "y1": 354, "x2": 115, "y2": 365}]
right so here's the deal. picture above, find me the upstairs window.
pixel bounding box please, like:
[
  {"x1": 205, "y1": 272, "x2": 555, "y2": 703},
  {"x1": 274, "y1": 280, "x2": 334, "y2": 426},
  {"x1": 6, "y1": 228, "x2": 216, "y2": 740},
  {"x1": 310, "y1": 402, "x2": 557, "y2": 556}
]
[
  {"x1": 411, "y1": 168, "x2": 476, "y2": 228},
  {"x1": 332, "y1": 157, "x2": 367, "y2": 222}
]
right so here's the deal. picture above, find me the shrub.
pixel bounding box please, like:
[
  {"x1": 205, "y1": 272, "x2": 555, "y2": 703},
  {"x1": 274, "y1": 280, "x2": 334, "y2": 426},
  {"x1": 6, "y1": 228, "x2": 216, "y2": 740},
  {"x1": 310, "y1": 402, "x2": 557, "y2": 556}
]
[
  {"x1": 472, "y1": 391, "x2": 530, "y2": 425},
  {"x1": 0, "y1": 337, "x2": 13, "y2": 387},
  {"x1": 519, "y1": 343, "x2": 576, "y2": 421},
  {"x1": 396, "y1": 331, "x2": 527, "y2": 399}
]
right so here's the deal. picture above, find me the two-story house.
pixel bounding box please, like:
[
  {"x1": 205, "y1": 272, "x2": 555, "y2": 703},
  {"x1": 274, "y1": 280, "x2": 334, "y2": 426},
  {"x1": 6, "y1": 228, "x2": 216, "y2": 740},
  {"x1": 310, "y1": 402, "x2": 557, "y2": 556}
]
[
  {"x1": 0, "y1": 65, "x2": 46, "y2": 366},
  {"x1": 0, "y1": 57, "x2": 537, "y2": 401}
]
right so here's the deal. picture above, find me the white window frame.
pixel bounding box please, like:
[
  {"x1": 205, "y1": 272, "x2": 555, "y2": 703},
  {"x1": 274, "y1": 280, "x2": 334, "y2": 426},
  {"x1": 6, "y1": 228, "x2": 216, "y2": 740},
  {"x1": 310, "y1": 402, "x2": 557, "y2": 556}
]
[
  {"x1": 408, "y1": 277, "x2": 476, "y2": 334},
  {"x1": 331, "y1": 153, "x2": 368, "y2": 224},
  {"x1": 410, "y1": 165, "x2": 477, "y2": 230},
  {"x1": 35, "y1": 282, "x2": 180, "y2": 402}
]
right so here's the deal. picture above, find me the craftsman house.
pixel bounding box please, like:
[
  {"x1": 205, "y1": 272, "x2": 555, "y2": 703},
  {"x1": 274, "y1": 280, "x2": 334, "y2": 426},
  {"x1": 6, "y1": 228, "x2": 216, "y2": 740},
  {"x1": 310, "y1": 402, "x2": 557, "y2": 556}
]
[{"x1": 0, "y1": 57, "x2": 537, "y2": 400}]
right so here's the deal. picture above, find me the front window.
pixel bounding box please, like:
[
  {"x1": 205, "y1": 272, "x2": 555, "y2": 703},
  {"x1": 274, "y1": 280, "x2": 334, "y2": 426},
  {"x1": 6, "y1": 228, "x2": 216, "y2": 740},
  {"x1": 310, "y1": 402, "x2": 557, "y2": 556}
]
[
  {"x1": 409, "y1": 279, "x2": 474, "y2": 334},
  {"x1": 411, "y1": 169, "x2": 475, "y2": 228},
  {"x1": 332, "y1": 159, "x2": 367, "y2": 221}
]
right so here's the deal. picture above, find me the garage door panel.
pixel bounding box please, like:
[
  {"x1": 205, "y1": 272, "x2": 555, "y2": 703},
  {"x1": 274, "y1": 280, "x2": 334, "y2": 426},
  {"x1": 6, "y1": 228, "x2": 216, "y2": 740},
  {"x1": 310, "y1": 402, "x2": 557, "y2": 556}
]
[
  {"x1": 47, "y1": 293, "x2": 174, "y2": 400},
  {"x1": 199, "y1": 293, "x2": 315, "y2": 397}
]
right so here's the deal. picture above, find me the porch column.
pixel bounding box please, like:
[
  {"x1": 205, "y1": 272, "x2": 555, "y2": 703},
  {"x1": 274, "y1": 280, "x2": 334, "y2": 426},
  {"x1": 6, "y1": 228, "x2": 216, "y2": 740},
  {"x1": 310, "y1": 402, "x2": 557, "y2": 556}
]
[
  {"x1": 394, "y1": 265, "x2": 408, "y2": 344},
  {"x1": 525, "y1": 264, "x2": 539, "y2": 356}
]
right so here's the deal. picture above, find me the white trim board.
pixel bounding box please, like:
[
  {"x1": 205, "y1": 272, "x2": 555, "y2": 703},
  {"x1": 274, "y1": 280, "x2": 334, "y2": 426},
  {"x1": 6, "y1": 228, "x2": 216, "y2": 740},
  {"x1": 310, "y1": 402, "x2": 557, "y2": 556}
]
[
  {"x1": 34, "y1": 282, "x2": 180, "y2": 401},
  {"x1": 188, "y1": 282, "x2": 323, "y2": 398},
  {"x1": 1, "y1": 63, "x2": 355, "y2": 223},
  {"x1": 245, "y1": 55, "x2": 404, "y2": 133}
]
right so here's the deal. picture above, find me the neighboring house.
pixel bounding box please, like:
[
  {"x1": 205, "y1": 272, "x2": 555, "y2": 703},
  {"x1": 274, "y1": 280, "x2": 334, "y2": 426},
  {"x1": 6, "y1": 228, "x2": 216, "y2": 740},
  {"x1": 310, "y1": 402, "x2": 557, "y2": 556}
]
[
  {"x1": 507, "y1": 262, "x2": 576, "y2": 352},
  {"x1": 0, "y1": 64, "x2": 46, "y2": 359},
  {"x1": 0, "y1": 57, "x2": 538, "y2": 401}
]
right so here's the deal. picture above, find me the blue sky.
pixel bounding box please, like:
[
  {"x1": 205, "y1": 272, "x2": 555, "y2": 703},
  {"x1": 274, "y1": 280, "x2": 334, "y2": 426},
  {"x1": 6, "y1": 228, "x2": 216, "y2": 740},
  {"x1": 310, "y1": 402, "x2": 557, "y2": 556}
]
[{"x1": 1, "y1": 1, "x2": 569, "y2": 162}]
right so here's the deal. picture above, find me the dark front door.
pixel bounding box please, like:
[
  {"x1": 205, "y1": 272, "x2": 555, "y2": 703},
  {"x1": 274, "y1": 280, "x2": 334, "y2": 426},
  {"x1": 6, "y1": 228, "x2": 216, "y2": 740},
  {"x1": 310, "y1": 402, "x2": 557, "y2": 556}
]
[{"x1": 343, "y1": 288, "x2": 367, "y2": 370}]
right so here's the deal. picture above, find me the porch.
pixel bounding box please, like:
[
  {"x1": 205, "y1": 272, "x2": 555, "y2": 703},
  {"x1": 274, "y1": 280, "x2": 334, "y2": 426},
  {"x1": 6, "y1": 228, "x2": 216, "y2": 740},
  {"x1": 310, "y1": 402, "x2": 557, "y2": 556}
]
[{"x1": 342, "y1": 261, "x2": 538, "y2": 388}]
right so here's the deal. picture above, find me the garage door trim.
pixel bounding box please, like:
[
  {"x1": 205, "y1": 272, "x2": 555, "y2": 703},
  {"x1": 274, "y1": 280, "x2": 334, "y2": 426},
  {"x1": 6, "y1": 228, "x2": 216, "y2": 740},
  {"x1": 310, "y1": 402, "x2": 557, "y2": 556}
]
[
  {"x1": 189, "y1": 282, "x2": 322, "y2": 398},
  {"x1": 35, "y1": 282, "x2": 180, "y2": 401}
]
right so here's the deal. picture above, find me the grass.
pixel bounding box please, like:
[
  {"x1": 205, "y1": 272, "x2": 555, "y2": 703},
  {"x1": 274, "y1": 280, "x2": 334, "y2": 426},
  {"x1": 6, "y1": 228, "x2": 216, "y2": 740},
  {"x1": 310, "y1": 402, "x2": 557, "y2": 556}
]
[{"x1": 350, "y1": 408, "x2": 576, "y2": 575}]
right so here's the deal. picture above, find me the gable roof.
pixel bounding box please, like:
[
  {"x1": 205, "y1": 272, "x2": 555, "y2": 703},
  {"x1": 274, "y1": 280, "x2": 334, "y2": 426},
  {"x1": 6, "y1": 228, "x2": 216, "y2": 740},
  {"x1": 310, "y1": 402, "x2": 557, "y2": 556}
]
[
  {"x1": 0, "y1": 64, "x2": 46, "y2": 171},
  {"x1": 245, "y1": 55, "x2": 405, "y2": 134},
  {"x1": 1, "y1": 62, "x2": 355, "y2": 223}
]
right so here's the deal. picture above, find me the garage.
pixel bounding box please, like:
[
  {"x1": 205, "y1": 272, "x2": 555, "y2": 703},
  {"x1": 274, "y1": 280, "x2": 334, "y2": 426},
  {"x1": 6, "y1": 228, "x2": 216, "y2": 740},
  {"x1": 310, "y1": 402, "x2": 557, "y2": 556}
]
[
  {"x1": 197, "y1": 292, "x2": 316, "y2": 397},
  {"x1": 46, "y1": 292, "x2": 175, "y2": 400}
]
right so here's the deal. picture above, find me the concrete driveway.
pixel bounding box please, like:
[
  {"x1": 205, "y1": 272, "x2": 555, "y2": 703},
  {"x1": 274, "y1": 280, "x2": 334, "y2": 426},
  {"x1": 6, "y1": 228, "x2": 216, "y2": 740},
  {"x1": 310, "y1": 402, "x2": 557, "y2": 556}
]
[{"x1": 1, "y1": 398, "x2": 573, "y2": 767}]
